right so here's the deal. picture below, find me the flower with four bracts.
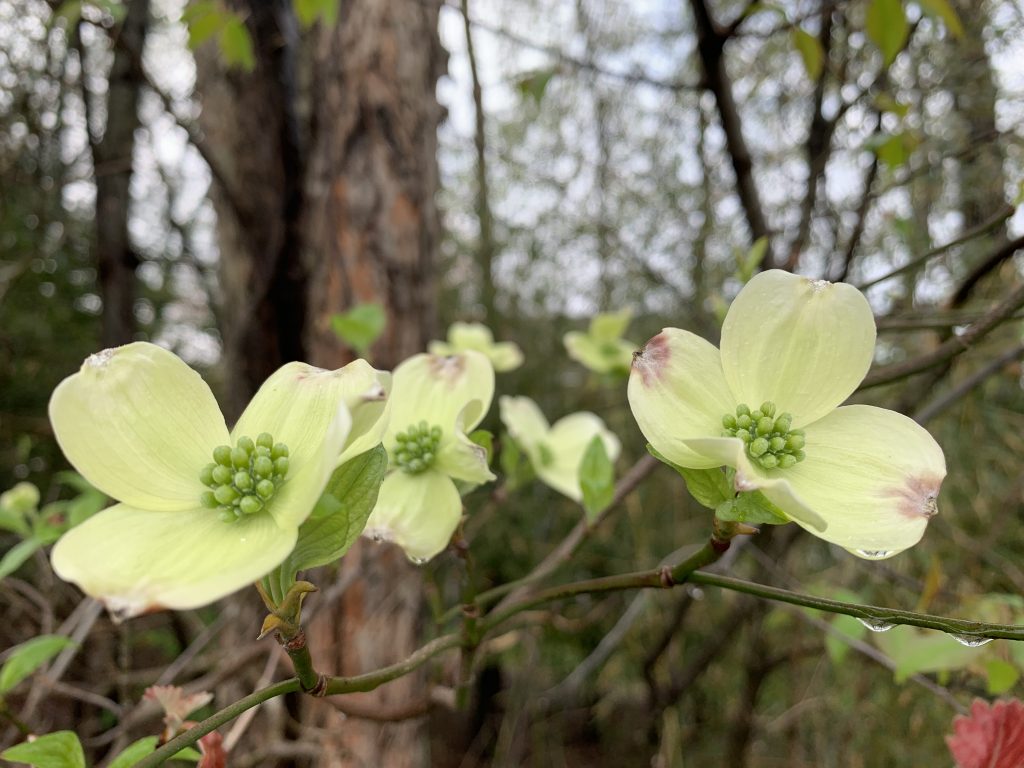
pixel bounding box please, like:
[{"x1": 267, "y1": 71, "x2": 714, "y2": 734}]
[
  {"x1": 499, "y1": 395, "x2": 620, "y2": 502},
  {"x1": 363, "y1": 350, "x2": 495, "y2": 562},
  {"x1": 48, "y1": 342, "x2": 389, "y2": 618},
  {"x1": 628, "y1": 269, "x2": 946, "y2": 559},
  {"x1": 428, "y1": 321, "x2": 524, "y2": 372},
  {"x1": 564, "y1": 308, "x2": 637, "y2": 375}
]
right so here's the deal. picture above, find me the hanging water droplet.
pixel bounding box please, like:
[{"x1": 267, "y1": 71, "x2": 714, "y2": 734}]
[
  {"x1": 857, "y1": 617, "x2": 895, "y2": 632},
  {"x1": 855, "y1": 549, "x2": 893, "y2": 560},
  {"x1": 950, "y1": 633, "x2": 992, "y2": 647},
  {"x1": 409, "y1": 556, "x2": 428, "y2": 565}
]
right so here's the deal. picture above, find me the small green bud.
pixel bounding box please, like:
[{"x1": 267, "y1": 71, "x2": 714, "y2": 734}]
[
  {"x1": 200, "y1": 491, "x2": 218, "y2": 508},
  {"x1": 257, "y1": 479, "x2": 275, "y2": 499},
  {"x1": 274, "y1": 457, "x2": 290, "y2": 476},
  {"x1": 756, "y1": 417, "x2": 773, "y2": 435},
  {"x1": 751, "y1": 409, "x2": 763, "y2": 422},
  {"x1": 760, "y1": 401, "x2": 776, "y2": 417},
  {"x1": 421, "y1": 452, "x2": 434, "y2": 465},
  {"x1": 430, "y1": 426, "x2": 442, "y2": 440},
  {"x1": 213, "y1": 445, "x2": 232, "y2": 466},
  {"x1": 774, "y1": 414, "x2": 792, "y2": 432},
  {"x1": 234, "y1": 472, "x2": 253, "y2": 491},
  {"x1": 257, "y1": 432, "x2": 274, "y2": 450},
  {"x1": 787, "y1": 434, "x2": 805, "y2": 450},
  {"x1": 736, "y1": 429, "x2": 751, "y2": 443},
  {"x1": 722, "y1": 414, "x2": 737, "y2": 429},
  {"x1": 758, "y1": 454, "x2": 778, "y2": 469},
  {"x1": 769, "y1": 436, "x2": 786, "y2": 452},
  {"x1": 793, "y1": 449, "x2": 806, "y2": 462},
  {"x1": 272, "y1": 443, "x2": 289, "y2": 460},
  {"x1": 218, "y1": 509, "x2": 238, "y2": 523},
  {"x1": 231, "y1": 447, "x2": 249, "y2": 468},
  {"x1": 237, "y1": 436, "x2": 255, "y2": 454},
  {"x1": 396, "y1": 433, "x2": 409, "y2": 443},
  {"x1": 254, "y1": 456, "x2": 274, "y2": 478},
  {"x1": 199, "y1": 464, "x2": 216, "y2": 487},
  {"x1": 737, "y1": 414, "x2": 752, "y2": 430},
  {"x1": 749, "y1": 437, "x2": 769, "y2": 457},
  {"x1": 778, "y1": 454, "x2": 797, "y2": 468},
  {"x1": 214, "y1": 485, "x2": 239, "y2": 505},
  {"x1": 212, "y1": 465, "x2": 233, "y2": 485},
  {"x1": 408, "y1": 458, "x2": 424, "y2": 473},
  {"x1": 736, "y1": 404, "x2": 750, "y2": 416},
  {"x1": 239, "y1": 495, "x2": 263, "y2": 515}
]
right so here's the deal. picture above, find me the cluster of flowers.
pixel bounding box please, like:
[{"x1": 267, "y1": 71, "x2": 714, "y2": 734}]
[{"x1": 48, "y1": 271, "x2": 944, "y2": 617}]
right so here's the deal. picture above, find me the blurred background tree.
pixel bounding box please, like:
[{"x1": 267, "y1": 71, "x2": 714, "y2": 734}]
[{"x1": 2, "y1": 0, "x2": 1024, "y2": 765}]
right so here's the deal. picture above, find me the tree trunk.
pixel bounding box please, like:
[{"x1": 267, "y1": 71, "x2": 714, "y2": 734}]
[
  {"x1": 301, "y1": 1, "x2": 444, "y2": 766},
  {"x1": 92, "y1": 0, "x2": 149, "y2": 348}
]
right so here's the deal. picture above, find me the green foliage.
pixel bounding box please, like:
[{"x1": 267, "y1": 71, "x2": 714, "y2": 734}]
[
  {"x1": 866, "y1": 131, "x2": 918, "y2": 168},
  {"x1": 468, "y1": 429, "x2": 494, "y2": 463},
  {"x1": 791, "y1": 27, "x2": 824, "y2": 80},
  {"x1": 646, "y1": 444, "x2": 731, "y2": 510},
  {"x1": 294, "y1": 0, "x2": 340, "y2": 27},
  {"x1": 714, "y1": 492, "x2": 789, "y2": 526},
  {"x1": 917, "y1": 0, "x2": 964, "y2": 37},
  {"x1": 984, "y1": 659, "x2": 1019, "y2": 695},
  {"x1": 263, "y1": 446, "x2": 387, "y2": 603},
  {"x1": 515, "y1": 69, "x2": 557, "y2": 105},
  {"x1": 0, "y1": 635, "x2": 77, "y2": 694},
  {"x1": 866, "y1": 0, "x2": 910, "y2": 66},
  {"x1": 182, "y1": 1, "x2": 255, "y2": 71},
  {"x1": 874, "y1": 626, "x2": 980, "y2": 683},
  {"x1": 1, "y1": 732, "x2": 85, "y2": 768},
  {"x1": 330, "y1": 303, "x2": 387, "y2": 356},
  {"x1": 107, "y1": 737, "x2": 159, "y2": 768},
  {"x1": 579, "y1": 436, "x2": 614, "y2": 522}
]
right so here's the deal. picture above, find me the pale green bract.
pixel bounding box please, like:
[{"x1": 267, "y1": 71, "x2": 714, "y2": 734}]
[
  {"x1": 499, "y1": 395, "x2": 620, "y2": 503},
  {"x1": 628, "y1": 270, "x2": 946, "y2": 559},
  {"x1": 363, "y1": 350, "x2": 495, "y2": 562},
  {"x1": 428, "y1": 321, "x2": 524, "y2": 372},
  {"x1": 48, "y1": 342, "x2": 389, "y2": 618},
  {"x1": 563, "y1": 308, "x2": 636, "y2": 374}
]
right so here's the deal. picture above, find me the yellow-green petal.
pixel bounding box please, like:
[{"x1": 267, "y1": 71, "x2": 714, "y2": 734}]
[
  {"x1": 232, "y1": 361, "x2": 356, "y2": 476},
  {"x1": 540, "y1": 412, "x2": 621, "y2": 502},
  {"x1": 386, "y1": 352, "x2": 495, "y2": 442},
  {"x1": 335, "y1": 361, "x2": 391, "y2": 466},
  {"x1": 628, "y1": 329, "x2": 736, "y2": 469},
  {"x1": 720, "y1": 270, "x2": 876, "y2": 427},
  {"x1": 50, "y1": 503, "x2": 296, "y2": 618},
  {"x1": 49, "y1": 343, "x2": 229, "y2": 512},
  {"x1": 768, "y1": 405, "x2": 945, "y2": 557},
  {"x1": 499, "y1": 396, "x2": 550, "y2": 453},
  {"x1": 434, "y1": 429, "x2": 496, "y2": 486},
  {"x1": 363, "y1": 470, "x2": 462, "y2": 562},
  {"x1": 590, "y1": 308, "x2": 632, "y2": 341}
]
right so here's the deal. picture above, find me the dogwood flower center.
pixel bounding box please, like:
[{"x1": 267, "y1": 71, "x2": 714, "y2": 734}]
[
  {"x1": 721, "y1": 401, "x2": 806, "y2": 470},
  {"x1": 394, "y1": 421, "x2": 443, "y2": 474},
  {"x1": 199, "y1": 432, "x2": 290, "y2": 523}
]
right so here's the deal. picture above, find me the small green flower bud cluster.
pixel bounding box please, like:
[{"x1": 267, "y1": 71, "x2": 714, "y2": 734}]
[
  {"x1": 721, "y1": 401, "x2": 806, "y2": 470},
  {"x1": 200, "y1": 433, "x2": 290, "y2": 523},
  {"x1": 395, "y1": 422, "x2": 442, "y2": 474}
]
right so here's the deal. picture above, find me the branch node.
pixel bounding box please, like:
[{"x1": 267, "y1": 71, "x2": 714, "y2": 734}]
[{"x1": 659, "y1": 566, "x2": 676, "y2": 588}]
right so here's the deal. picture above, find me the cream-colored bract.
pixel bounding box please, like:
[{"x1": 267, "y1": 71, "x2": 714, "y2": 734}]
[
  {"x1": 628, "y1": 270, "x2": 947, "y2": 559},
  {"x1": 563, "y1": 308, "x2": 637, "y2": 374},
  {"x1": 48, "y1": 342, "x2": 389, "y2": 617},
  {"x1": 499, "y1": 395, "x2": 621, "y2": 502},
  {"x1": 428, "y1": 321, "x2": 524, "y2": 372},
  {"x1": 363, "y1": 350, "x2": 496, "y2": 562}
]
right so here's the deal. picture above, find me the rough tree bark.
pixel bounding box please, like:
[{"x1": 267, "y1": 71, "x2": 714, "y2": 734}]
[
  {"x1": 301, "y1": 2, "x2": 444, "y2": 765},
  {"x1": 91, "y1": 0, "x2": 149, "y2": 347}
]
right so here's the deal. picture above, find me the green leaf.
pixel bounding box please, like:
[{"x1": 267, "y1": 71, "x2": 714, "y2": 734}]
[
  {"x1": 866, "y1": 132, "x2": 915, "y2": 168},
  {"x1": 791, "y1": 27, "x2": 824, "y2": 80},
  {"x1": 873, "y1": 92, "x2": 911, "y2": 118},
  {"x1": 0, "y1": 538, "x2": 42, "y2": 580},
  {"x1": 515, "y1": 68, "x2": 556, "y2": 105},
  {"x1": 875, "y1": 626, "x2": 980, "y2": 683},
  {"x1": 0, "y1": 635, "x2": 77, "y2": 693},
  {"x1": 108, "y1": 737, "x2": 160, "y2": 768},
  {"x1": 330, "y1": 303, "x2": 387, "y2": 356},
  {"x1": 866, "y1": 0, "x2": 909, "y2": 67},
  {"x1": 294, "y1": 0, "x2": 340, "y2": 26},
  {"x1": 646, "y1": 444, "x2": 731, "y2": 509},
  {"x1": 589, "y1": 309, "x2": 632, "y2": 342},
  {"x1": 917, "y1": 0, "x2": 963, "y2": 38},
  {"x1": 737, "y1": 237, "x2": 768, "y2": 282},
  {"x1": 984, "y1": 659, "x2": 1019, "y2": 695},
  {"x1": 579, "y1": 436, "x2": 615, "y2": 523},
  {"x1": 65, "y1": 487, "x2": 107, "y2": 528},
  {"x1": 219, "y1": 15, "x2": 255, "y2": 71},
  {"x1": 1, "y1": 732, "x2": 85, "y2": 768},
  {"x1": 715, "y1": 492, "x2": 790, "y2": 526},
  {"x1": 468, "y1": 430, "x2": 493, "y2": 464},
  {"x1": 0, "y1": 506, "x2": 31, "y2": 537},
  {"x1": 182, "y1": 1, "x2": 225, "y2": 49},
  {"x1": 264, "y1": 446, "x2": 387, "y2": 602}
]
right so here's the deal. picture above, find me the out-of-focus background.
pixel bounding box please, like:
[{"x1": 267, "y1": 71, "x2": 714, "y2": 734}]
[{"x1": 2, "y1": 0, "x2": 1024, "y2": 765}]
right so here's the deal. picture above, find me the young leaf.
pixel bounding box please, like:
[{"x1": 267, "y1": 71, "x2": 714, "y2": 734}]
[
  {"x1": 917, "y1": 0, "x2": 963, "y2": 38},
  {"x1": 646, "y1": 444, "x2": 732, "y2": 509},
  {"x1": 219, "y1": 15, "x2": 255, "y2": 72},
  {"x1": 714, "y1": 492, "x2": 789, "y2": 526},
  {"x1": 866, "y1": 0, "x2": 909, "y2": 67},
  {"x1": 264, "y1": 446, "x2": 387, "y2": 602},
  {"x1": 737, "y1": 237, "x2": 769, "y2": 282},
  {"x1": 791, "y1": 27, "x2": 824, "y2": 80},
  {"x1": 0, "y1": 635, "x2": 77, "y2": 693},
  {"x1": 294, "y1": 0, "x2": 340, "y2": 27},
  {"x1": 330, "y1": 303, "x2": 387, "y2": 356},
  {"x1": 1, "y1": 731, "x2": 85, "y2": 768},
  {"x1": 984, "y1": 659, "x2": 1020, "y2": 696},
  {"x1": 515, "y1": 68, "x2": 556, "y2": 105},
  {"x1": 108, "y1": 737, "x2": 160, "y2": 768},
  {"x1": 579, "y1": 435, "x2": 614, "y2": 523},
  {"x1": 183, "y1": 1, "x2": 225, "y2": 50},
  {"x1": 0, "y1": 537, "x2": 43, "y2": 580}
]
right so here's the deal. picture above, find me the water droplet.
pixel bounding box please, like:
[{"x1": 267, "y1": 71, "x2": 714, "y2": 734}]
[
  {"x1": 950, "y1": 633, "x2": 992, "y2": 647},
  {"x1": 855, "y1": 549, "x2": 893, "y2": 560},
  {"x1": 857, "y1": 617, "x2": 895, "y2": 632},
  {"x1": 685, "y1": 585, "x2": 705, "y2": 600},
  {"x1": 409, "y1": 556, "x2": 428, "y2": 565}
]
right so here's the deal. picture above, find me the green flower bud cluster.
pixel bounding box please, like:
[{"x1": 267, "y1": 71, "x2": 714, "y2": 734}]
[
  {"x1": 395, "y1": 422, "x2": 442, "y2": 474},
  {"x1": 199, "y1": 433, "x2": 290, "y2": 523},
  {"x1": 721, "y1": 401, "x2": 806, "y2": 470}
]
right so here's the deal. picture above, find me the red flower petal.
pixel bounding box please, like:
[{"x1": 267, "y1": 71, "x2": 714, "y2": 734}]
[
  {"x1": 198, "y1": 731, "x2": 226, "y2": 768},
  {"x1": 947, "y1": 698, "x2": 1024, "y2": 768}
]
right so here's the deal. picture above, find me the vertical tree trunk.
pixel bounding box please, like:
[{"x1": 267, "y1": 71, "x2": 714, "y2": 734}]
[
  {"x1": 92, "y1": 0, "x2": 149, "y2": 347},
  {"x1": 302, "y1": 1, "x2": 444, "y2": 765}
]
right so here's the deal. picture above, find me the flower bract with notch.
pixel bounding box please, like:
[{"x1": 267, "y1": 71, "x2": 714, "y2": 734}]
[
  {"x1": 628, "y1": 270, "x2": 946, "y2": 559},
  {"x1": 363, "y1": 350, "x2": 495, "y2": 563},
  {"x1": 499, "y1": 395, "x2": 620, "y2": 502},
  {"x1": 48, "y1": 342, "x2": 389, "y2": 619},
  {"x1": 564, "y1": 308, "x2": 637, "y2": 375},
  {"x1": 428, "y1": 321, "x2": 524, "y2": 372}
]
